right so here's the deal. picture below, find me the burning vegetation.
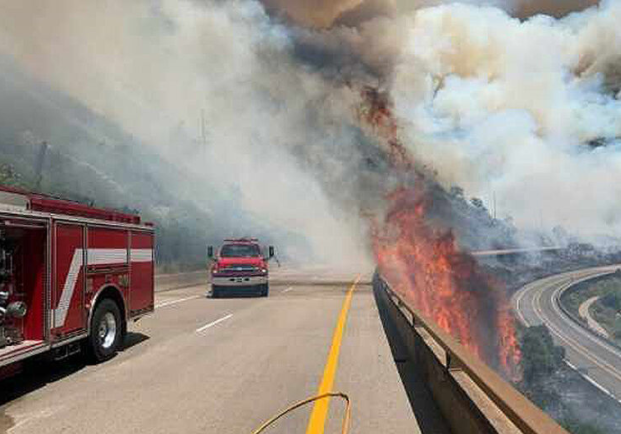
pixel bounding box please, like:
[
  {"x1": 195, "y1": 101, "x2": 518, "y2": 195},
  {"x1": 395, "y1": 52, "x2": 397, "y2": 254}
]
[{"x1": 359, "y1": 86, "x2": 521, "y2": 377}]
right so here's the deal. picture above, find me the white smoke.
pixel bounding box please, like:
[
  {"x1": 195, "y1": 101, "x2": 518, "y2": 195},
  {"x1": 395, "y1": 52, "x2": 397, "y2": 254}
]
[
  {"x1": 0, "y1": 0, "x2": 620, "y2": 265},
  {"x1": 0, "y1": 0, "x2": 372, "y2": 269},
  {"x1": 389, "y1": 1, "x2": 621, "y2": 240}
]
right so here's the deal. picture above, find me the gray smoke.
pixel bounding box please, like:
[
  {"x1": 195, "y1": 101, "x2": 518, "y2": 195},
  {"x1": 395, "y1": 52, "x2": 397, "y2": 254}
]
[
  {"x1": 0, "y1": 0, "x2": 374, "y2": 270},
  {"x1": 0, "y1": 0, "x2": 620, "y2": 270},
  {"x1": 388, "y1": 1, "x2": 621, "y2": 240}
]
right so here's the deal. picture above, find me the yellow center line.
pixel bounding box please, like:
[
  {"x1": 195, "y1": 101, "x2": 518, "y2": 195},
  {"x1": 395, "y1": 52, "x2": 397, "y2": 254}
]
[
  {"x1": 533, "y1": 281, "x2": 621, "y2": 383},
  {"x1": 306, "y1": 275, "x2": 361, "y2": 434}
]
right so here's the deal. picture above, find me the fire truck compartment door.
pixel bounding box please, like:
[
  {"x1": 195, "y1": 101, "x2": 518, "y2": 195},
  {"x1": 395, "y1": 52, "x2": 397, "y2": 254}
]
[
  {"x1": 53, "y1": 223, "x2": 86, "y2": 335},
  {"x1": 130, "y1": 231, "x2": 154, "y2": 313}
]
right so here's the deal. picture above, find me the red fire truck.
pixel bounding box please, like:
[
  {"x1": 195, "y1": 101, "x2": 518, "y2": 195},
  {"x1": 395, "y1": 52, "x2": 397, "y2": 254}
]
[{"x1": 0, "y1": 186, "x2": 154, "y2": 380}]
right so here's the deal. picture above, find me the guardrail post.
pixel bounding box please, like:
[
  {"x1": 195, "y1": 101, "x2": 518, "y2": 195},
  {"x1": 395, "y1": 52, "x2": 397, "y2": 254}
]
[{"x1": 446, "y1": 351, "x2": 462, "y2": 372}]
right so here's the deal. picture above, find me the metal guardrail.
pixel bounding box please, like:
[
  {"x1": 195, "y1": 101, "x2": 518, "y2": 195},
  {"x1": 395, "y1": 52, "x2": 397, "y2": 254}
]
[
  {"x1": 376, "y1": 275, "x2": 568, "y2": 434},
  {"x1": 471, "y1": 247, "x2": 564, "y2": 257}
]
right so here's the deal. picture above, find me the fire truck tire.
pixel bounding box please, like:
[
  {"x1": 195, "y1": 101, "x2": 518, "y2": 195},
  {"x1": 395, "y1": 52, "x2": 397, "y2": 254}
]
[
  {"x1": 87, "y1": 299, "x2": 123, "y2": 363},
  {"x1": 261, "y1": 284, "x2": 269, "y2": 297},
  {"x1": 211, "y1": 286, "x2": 220, "y2": 298}
]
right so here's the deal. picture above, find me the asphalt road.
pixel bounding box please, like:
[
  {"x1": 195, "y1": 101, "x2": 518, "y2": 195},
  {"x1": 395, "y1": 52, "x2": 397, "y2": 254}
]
[
  {"x1": 512, "y1": 265, "x2": 621, "y2": 404},
  {"x1": 0, "y1": 275, "x2": 419, "y2": 434}
]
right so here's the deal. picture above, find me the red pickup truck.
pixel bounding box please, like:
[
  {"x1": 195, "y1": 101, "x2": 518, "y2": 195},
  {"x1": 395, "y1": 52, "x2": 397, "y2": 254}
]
[{"x1": 208, "y1": 238, "x2": 275, "y2": 298}]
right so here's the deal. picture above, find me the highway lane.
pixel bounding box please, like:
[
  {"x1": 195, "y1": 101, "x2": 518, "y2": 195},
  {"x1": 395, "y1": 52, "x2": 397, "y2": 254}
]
[
  {"x1": 512, "y1": 265, "x2": 621, "y2": 403},
  {"x1": 0, "y1": 277, "x2": 419, "y2": 434}
]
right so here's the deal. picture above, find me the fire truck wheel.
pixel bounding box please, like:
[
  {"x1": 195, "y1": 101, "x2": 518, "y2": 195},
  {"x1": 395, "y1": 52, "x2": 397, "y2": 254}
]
[
  {"x1": 211, "y1": 286, "x2": 220, "y2": 298},
  {"x1": 261, "y1": 284, "x2": 269, "y2": 297},
  {"x1": 88, "y1": 299, "x2": 123, "y2": 362}
]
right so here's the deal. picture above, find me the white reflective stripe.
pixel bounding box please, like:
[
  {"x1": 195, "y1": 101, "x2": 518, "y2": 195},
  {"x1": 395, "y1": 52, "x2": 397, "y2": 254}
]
[
  {"x1": 53, "y1": 249, "x2": 83, "y2": 328},
  {"x1": 53, "y1": 247, "x2": 153, "y2": 328},
  {"x1": 87, "y1": 249, "x2": 128, "y2": 265},
  {"x1": 131, "y1": 249, "x2": 153, "y2": 263}
]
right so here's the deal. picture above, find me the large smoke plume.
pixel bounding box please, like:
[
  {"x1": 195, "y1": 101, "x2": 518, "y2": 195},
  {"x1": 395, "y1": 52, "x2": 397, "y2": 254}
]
[
  {"x1": 0, "y1": 0, "x2": 620, "y2": 373},
  {"x1": 0, "y1": 0, "x2": 373, "y2": 269},
  {"x1": 390, "y1": 1, "x2": 621, "y2": 239},
  {"x1": 2, "y1": 0, "x2": 618, "y2": 259}
]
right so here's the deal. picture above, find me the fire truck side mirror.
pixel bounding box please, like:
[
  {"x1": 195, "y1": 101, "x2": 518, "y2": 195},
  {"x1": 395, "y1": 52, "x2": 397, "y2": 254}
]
[
  {"x1": 268, "y1": 246, "x2": 275, "y2": 258},
  {"x1": 207, "y1": 246, "x2": 214, "y2": 259}
]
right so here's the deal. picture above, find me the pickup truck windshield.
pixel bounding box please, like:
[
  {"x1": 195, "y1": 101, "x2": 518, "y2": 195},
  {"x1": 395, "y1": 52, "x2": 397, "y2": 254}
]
[{"x1": 220, "y1": 244, "x2": 261, "y2": 258}]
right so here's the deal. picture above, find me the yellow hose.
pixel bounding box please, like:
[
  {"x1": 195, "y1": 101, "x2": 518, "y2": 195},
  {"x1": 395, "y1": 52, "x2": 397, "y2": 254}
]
[{"x1": 251, "y1": 392, "x2": 351, "y2": 434}]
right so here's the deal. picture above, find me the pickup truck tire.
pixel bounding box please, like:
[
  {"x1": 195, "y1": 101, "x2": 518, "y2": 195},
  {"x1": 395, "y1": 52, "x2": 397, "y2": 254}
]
[
  {"x1": 261, "y1": 284, "x2": 269, "y2": 297},
  {"x1": 87, "y1": 299, "x2": 123, "y2": 363}
]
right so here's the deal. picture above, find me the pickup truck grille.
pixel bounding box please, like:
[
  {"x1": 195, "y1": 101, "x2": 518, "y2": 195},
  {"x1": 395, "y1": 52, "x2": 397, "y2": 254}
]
[{"x1": 221, "y1": 264, "x2": 258, "y2": 272}]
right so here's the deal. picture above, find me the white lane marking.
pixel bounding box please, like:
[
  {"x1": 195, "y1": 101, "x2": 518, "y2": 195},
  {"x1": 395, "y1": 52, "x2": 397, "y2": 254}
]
[
  {"x1": 531, "y1": 276, "x2": 621, "y2": 395},
  {"x1": 513, "y1": 274, "x2": 567, "y2": 327},
  {"x1": 513, "y1": 266, "x2": 621, "y2": 402},
  {"x1": 196, "y1": 314, "x2": 233, "y2": 333},
  {"x1": 282, "y1": 286, "x2": 294, "y2": 294},
  {"x1": 565, "y1": 360, "x2": 621, "y2": 404},
  {"x1": 550, "y1": 280, "x2": 621, "y2": 358},
  {"x1": 155, "y1": 295, "x2": 201, "y2": 309}
]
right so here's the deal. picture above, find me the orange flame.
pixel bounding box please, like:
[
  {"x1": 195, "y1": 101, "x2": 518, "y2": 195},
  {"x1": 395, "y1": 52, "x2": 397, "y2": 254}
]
[{"x1": 359, "y1": 86, "x2": 521, "y2": 377}]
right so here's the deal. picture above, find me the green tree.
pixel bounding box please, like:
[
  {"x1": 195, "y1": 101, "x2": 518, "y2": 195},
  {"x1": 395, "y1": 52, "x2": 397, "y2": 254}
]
[
  {"x1": 470, "y1": 197, "x2": 485, "y2": 209},
  {"x1": 520, "y1": 325, "x2": 565, "y2": 385},
  {"x1": 600, "y1": 292, "x2": 621, "y2": 310},
  {"x1": 0, "y1": 163, "x2": 24, "y2": 188},
  {"x1": 450, "y1": 186, "x2": 464, "y2": 199}
]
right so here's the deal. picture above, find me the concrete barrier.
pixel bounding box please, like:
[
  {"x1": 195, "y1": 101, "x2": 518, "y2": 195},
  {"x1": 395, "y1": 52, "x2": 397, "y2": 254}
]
[
  {"x1": 155, "y1": 271, "x2": 208, "y2": 293},
  {"x1": 375, "y1": 274, "x2": 569, "y2": 434}
]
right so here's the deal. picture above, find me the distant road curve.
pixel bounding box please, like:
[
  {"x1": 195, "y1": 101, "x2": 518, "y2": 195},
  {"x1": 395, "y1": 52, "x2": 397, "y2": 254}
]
[
  {"x1": 579, "y1": 296, "x2": 610, "y2": 338},
  {"x1": 512, "y1": 265, "x2": 621, "y2": 404}
]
